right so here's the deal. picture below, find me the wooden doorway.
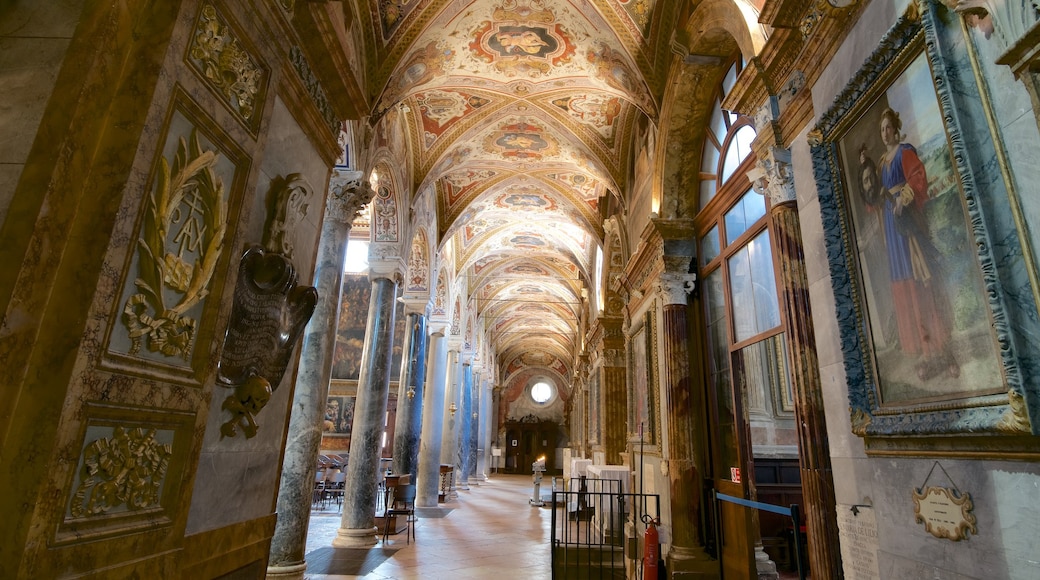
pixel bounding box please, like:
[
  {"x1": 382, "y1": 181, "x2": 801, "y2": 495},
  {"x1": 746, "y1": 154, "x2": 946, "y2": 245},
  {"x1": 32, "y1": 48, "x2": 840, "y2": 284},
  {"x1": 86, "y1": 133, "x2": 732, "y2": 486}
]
[{"x1": 503, "y1": 420, "x2": 559, "y2": 474}]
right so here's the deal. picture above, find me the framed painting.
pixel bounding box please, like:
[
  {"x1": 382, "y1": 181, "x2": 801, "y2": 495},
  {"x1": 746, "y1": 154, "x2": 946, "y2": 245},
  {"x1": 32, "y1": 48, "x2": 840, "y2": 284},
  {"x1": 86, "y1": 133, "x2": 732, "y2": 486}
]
[
  {"x1": 628, "y1": 310, "x2": 656, "y2": 443},
  {"x1": 809, "y1": 3, "x2": 1035, "y2": 448},
  {"x1": 588, "y1": 366, "x2": 601, "y2": 445},
  {"x1": 323, "y1": 395, "x2": 355, "y2": 435}
]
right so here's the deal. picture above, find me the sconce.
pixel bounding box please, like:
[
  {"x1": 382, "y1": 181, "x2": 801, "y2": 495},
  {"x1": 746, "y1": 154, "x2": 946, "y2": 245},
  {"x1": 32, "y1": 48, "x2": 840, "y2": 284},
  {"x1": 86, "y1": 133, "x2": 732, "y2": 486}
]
[
  {"x1": 472, "y1": 412, "x2": 478, "y2": 420},
  {"x1": 406, "y1": 387, "x2": 416, "y2": 400},
  {"x1": 449, "y1": 402, "x2": 457, "y2": 417}
]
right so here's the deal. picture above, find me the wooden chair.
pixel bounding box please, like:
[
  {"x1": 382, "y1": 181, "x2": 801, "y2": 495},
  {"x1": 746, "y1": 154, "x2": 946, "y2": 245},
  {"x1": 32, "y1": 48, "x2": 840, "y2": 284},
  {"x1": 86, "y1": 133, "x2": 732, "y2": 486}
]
[{"x1": 381, "y1": 484, "x2": 417, "y2": 544}]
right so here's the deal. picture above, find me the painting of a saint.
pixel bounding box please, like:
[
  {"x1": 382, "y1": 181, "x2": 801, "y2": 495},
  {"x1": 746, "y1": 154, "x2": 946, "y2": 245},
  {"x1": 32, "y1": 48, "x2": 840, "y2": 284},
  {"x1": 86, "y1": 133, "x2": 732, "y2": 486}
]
[{"x1": 838, "y1": 53, "x2": 1001, "y2": 403}]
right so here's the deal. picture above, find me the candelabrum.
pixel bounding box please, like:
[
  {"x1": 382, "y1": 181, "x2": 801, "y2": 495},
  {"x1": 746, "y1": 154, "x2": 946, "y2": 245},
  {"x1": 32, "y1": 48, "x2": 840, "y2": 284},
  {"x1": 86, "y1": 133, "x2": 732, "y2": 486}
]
[{"x1": 529, "y1": 455, "x2": 546, "y2": 507}]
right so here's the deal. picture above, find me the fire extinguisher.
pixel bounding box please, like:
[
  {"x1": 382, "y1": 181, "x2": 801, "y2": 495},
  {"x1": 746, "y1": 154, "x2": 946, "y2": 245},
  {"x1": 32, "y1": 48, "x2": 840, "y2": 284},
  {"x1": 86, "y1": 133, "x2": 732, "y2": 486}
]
[{"x1": 642, "y1": 514, "x2": 659, "y2": 580}]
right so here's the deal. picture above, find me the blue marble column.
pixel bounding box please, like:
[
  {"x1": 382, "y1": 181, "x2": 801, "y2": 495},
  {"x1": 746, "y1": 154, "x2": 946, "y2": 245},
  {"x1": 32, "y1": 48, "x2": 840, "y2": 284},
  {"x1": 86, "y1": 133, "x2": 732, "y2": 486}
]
[
  {"x1": 416, "y1": 326, "x2": 448, "y2": 507},
  {"x1": 391, "y1": 305, "x2": 427, "y2": 481},
  {"x1": 268, "y1": 173, "x2": 372, "y2": 579},
  {"x1": 475, "y1": 376, "x2": 490, "y2": 482},
  {"x1": 333, "y1": 264, "x2": 401, "y2": 548},
  {"x1": 457, "y1": 363, "x2": 474, "y2": 490}
]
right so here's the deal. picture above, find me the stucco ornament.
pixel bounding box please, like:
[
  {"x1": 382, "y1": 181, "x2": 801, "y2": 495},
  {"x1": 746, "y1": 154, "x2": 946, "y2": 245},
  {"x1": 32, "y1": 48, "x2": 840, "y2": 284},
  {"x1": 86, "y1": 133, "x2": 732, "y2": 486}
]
[{"x1": 70, "y1": 427, "x2": 172, "y2": 517}]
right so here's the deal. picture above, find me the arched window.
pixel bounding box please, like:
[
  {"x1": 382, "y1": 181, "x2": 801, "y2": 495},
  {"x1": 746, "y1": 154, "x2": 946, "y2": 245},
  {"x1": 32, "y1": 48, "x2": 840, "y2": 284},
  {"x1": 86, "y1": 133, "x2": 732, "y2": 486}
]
[{"x1": 694, "y1": 57, "x2": 794, "y2": 487}]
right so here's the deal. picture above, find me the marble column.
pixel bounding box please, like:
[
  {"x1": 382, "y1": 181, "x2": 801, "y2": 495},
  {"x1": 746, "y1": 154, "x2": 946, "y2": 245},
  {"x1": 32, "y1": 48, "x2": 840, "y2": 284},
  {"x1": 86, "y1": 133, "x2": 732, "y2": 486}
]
[
  {"x1": 458, "y1": 362, "x2": 474, "y2": 489},
  {"x1": 658, "y1": 271, "x2": 716, "y2": 575},
  {"x1": 416, "y1": 326, "x2": 448, "y2": 507},
  {"x1": 762, "y1": 149, "x2": 842, "y2": 579},
  {"x1": 391, "y1": 304, "x2": 428, "y2": 481},
  {"x1": 599, "y1": 318, "x2": 627, "y2": 464},
  {"x1": 333, "y1": 261, "x2": 402, "y2": 548},
  {"x1": 475, "y1": 377, "x2": 491, "y2": 481},
  {"x1": 268, "y1": 172, "x2": 372, "y2": 579},
  {"x1": 440, "y1": 347, "x2": 461, "y2": 468}
]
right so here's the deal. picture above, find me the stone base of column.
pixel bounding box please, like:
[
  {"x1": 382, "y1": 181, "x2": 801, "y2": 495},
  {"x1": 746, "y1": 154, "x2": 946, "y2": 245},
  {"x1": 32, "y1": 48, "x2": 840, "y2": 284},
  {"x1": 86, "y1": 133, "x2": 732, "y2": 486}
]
[
  {"x1": 754, "y1": 545, "x2": 779, "y2": 580},
  {"x1": 667, "y1": 545, "x2": 720, "y2": 579},
  {"x1": 458, "y1": 479, "x2": 470, "y2": 490},
  {"x1": 266, "y1": 562, "x2": 307, "y2": 580},
  {"x1": 331, "y1": 526, "x2": 378, "y2": 548}
]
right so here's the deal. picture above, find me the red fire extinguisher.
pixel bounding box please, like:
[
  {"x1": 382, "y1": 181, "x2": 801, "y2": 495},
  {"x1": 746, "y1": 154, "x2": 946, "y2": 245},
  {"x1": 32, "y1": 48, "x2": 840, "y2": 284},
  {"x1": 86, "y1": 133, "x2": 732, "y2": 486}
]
[{"x1": 642, "y1": 515, "x2": 659, "y2": 580}]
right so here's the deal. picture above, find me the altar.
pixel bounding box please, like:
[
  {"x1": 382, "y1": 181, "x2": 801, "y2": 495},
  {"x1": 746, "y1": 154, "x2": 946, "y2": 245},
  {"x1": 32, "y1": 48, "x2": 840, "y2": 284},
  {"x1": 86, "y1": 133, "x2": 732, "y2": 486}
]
[{"x1": 586, "y1": 465, "x2": 631, "y2": 543}]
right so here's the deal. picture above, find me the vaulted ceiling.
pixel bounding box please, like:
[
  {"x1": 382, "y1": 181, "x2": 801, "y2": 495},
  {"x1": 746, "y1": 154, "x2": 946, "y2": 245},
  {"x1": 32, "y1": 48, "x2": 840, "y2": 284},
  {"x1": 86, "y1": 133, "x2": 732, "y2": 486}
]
[{"x1": 358, "y1": 0, "x2": 682, "y2": 388}]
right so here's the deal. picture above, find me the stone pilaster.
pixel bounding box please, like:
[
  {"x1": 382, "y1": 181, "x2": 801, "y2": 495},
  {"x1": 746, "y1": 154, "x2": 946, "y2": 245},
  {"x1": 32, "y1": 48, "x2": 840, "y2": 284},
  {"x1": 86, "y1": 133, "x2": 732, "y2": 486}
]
[
  {"x1": 268, "y1": 172, "x2": 372, "y2": 578},
  {"x1": 391, "y1": 301, "x2": 429, "y2": 482},
  {"x1": 599, "y1": 318, "x2": 627, "y2": 464},
  {"x1": 333, "y1": 259, "x2": 404, "y2": 548},
  {"x1": 768, "y1": 152, "x2": 842, "y2": 580},
  {"x1": 416, "y1": 324, "x2": 449, "y2": 507}
]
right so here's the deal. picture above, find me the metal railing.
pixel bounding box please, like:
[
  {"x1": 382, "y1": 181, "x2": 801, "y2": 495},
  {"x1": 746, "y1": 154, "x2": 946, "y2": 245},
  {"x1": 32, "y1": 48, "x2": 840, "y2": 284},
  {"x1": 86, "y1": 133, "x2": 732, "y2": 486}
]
[{"x1": 551, "y1": 477, "x2": 661, "y2": 579}]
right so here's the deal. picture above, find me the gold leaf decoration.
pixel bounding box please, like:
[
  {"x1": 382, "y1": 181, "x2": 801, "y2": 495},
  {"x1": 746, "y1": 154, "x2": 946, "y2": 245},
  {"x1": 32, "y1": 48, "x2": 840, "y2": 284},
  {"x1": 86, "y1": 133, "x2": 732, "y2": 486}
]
[
  {"x1": 123, "y1": 129, "x2": 228, "y2": 360},
  {"x1": 70, "y1": 427, "x2": 172, "y2": 518},
  {"x1": 189, "y1": 4, "x2": 265, "y2": 123}
]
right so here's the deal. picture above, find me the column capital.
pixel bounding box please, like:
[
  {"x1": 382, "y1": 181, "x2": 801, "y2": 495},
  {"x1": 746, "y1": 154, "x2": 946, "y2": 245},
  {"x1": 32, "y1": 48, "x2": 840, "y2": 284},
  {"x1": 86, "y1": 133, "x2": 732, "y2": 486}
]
[
  {"x1": 657, "y1": 272, "x2": 696, "y2": 306},
  {"x1": 428, "y1": 321, "x2": 449, "y2": 336},
  {"x1": 748, "y1": 146, "x2": 795, "y2": 206},
  {"x1": 368, "y1": 255, "x2": 406, "y2": 283},
  {"x1": 401, "y1": 298, "x2": 430, "y2": 316},
  {"x1": 327, "y1": 169, "x2": 374, "y2": 224}
]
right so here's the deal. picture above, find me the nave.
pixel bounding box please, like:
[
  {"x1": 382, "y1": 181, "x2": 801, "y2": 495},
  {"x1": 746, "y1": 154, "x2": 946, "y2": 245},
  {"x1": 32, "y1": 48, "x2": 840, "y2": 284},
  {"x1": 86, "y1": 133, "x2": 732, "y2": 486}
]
[{"x1": 303, "y1": 475, "x2": 552, "y2": 580}]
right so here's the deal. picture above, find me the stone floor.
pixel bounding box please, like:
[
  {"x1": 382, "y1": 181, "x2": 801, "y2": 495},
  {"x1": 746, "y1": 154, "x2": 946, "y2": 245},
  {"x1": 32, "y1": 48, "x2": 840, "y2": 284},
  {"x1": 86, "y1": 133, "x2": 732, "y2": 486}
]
[{"x1": 304, "y1": 474, "x2": 554, "y2": 579}]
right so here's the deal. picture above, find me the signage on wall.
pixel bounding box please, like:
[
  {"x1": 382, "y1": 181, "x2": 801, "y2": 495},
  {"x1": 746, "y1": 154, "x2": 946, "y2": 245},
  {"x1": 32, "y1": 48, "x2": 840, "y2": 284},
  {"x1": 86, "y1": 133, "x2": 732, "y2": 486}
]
[
  {"x1": 730, "y1": 467, "x2": 741, "y2": 483},
  {"x1": 913, "y1": 486, "x2": 976, "y2": 541}
]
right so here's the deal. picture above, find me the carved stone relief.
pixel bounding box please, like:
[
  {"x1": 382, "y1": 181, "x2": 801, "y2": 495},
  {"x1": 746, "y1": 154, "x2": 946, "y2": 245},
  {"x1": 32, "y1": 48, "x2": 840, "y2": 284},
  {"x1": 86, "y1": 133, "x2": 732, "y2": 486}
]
[
  {"x1": 188, "y1": 4, "x2": 267, "y2": 131},
  {"x1": 263, "y1": 173, "x2": 313, "y2": 259},
  {"x1": 217, "y1": 246, "x2": 317, "y2": 438},
  {"x1": 69, "y1": 426, "x2": 173, "y2": 518},
  {"x1": 289, "y1": 45, "x2": 339, "y2": 135},
  {"x1": 121, "y1": 129, "x2": 228, "y2": 362}
]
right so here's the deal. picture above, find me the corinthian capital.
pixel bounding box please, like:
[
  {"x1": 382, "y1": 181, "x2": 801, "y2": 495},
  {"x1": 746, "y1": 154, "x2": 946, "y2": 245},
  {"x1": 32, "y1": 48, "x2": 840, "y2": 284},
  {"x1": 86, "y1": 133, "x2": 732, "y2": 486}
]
[
  {"x1": 326, "y1": 169, "x2": 374, "y2": 224},
  {"x1": 657, "y1": 272, "x2": 696, "y2": 306},
  {"x1": 749, "y1": 147, "x2": 795, "y2": 206}
]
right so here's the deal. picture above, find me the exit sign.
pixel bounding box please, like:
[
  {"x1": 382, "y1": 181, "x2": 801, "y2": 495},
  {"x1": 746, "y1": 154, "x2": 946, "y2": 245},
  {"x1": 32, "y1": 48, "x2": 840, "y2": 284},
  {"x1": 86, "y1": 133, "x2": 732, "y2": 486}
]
[{"x1": 730, "y1": 467, "x2": 741, "y2": 482}]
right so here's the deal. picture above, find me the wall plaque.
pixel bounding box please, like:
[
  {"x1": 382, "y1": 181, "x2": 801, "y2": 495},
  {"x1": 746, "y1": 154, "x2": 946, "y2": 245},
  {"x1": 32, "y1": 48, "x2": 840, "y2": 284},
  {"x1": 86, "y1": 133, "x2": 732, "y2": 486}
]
[
  {"x1": 913, "y1": 486, "x2": 977, "y2": 541},
  {"x1": 836, "y1": 507, "x2": 880, "y2": 580},
  {"x1": 217, "y1": 245, "x2": 317, "y2": 437}
]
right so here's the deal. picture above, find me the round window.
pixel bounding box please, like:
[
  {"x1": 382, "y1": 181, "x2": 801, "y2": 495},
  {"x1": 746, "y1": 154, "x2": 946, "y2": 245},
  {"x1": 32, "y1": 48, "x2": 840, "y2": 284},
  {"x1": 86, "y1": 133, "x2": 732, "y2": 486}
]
[{"x1": 531, "y1": 381, "x2": 553, "y2": 404}]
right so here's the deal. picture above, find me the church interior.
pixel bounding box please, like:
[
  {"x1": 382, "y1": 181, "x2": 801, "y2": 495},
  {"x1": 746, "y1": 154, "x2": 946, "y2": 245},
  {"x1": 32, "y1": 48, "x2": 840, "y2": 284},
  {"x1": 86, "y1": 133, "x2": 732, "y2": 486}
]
[{"x1": 3, "y1": 0, "x2": 1040, "y2": 578}]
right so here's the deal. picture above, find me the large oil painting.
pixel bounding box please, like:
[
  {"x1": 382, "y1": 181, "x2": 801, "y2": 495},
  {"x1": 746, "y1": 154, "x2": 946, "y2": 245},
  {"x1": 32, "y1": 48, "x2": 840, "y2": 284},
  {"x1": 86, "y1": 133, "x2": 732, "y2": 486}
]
[{"x1": 835, "y1": 48, "x2": 1002, "y2": 405}]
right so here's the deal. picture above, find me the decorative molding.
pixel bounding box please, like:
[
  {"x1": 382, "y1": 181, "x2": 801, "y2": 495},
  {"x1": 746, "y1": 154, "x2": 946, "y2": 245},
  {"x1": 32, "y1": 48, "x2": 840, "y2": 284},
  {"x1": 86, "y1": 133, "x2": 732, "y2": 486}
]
[
  {"x1": 750, "y1": 147, "x2": 796, "y2": 205},
  {"x1": 289, "y1": 45, "x2": 339, "y2": 135},
  {"x1": 263, "y1": 173, "x2": 314, "y2": 259},
  {"x1": 122, "y1": 129, "x2": 227, "y2": 361},
  {"x1": 188, "y1": 4, "x2": 267, "y2": 131},
  {"x1": 277, "y1": 0, "x2": 295, "y2": 14}
]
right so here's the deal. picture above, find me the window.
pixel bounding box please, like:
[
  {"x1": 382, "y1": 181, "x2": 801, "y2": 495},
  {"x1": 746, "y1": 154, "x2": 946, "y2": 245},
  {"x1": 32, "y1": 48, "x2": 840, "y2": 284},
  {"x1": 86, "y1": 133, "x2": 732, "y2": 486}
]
[
  {"x1": 531, "y1": 381, "x2": 553, "y2": 404},
  {"x1": 694, "y1": 58, "x2": 793, "y2": 484}
]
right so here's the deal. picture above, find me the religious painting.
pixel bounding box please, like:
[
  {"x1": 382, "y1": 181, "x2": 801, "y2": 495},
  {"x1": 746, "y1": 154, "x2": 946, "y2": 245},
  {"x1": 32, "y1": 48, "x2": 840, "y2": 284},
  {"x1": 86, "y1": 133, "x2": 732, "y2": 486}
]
[
  {"x1": 488, "y1": 26, "x2": 557, "y2": 58},
  {"x1": 332, "y1": 274, "x2": 370, "y2": 380},
  {"x1": 484, "y1": 121, "x2": 559, "y2": 161},
  {"x1": 809, "y1": 4, "x2": 1029, "y2": 442},
  {"x1": 628, "y1": 310, "x2": 655, "y2": 443},
  {"x1": 323, "y1": 395, "x2": 355, "y2": 435}
]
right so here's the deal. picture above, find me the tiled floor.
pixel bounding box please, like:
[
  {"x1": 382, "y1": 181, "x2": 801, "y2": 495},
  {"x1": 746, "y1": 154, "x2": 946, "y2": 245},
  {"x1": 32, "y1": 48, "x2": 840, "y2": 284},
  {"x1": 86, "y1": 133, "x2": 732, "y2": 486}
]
[{"x1": 304, "y1": 474, "x2": 554, "y2": 579}]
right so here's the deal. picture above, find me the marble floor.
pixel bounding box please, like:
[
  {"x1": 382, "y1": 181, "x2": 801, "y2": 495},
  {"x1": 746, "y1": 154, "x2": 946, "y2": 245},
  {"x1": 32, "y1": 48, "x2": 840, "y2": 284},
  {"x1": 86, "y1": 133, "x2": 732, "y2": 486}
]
[{"x1": 304, "y1": 474, "x2": 554, "y2": 579}]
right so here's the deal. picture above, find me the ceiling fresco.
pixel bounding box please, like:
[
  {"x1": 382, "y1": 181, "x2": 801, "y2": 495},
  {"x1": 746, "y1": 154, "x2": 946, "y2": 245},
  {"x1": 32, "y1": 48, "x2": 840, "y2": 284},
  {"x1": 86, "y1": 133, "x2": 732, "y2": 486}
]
[{"x1": 355, "y1": 0, "x2": 677, "y2": 401}]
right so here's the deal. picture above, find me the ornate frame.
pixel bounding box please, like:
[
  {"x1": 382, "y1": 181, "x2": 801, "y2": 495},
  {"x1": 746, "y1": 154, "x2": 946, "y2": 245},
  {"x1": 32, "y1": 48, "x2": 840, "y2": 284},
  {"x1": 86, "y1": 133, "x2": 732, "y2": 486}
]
[
  {"x1": 628, "y1": 308, "x2": 657, "y2": 444},
  {"x1": 809, "y1": 1, "x2": 1037, "y2": 453}
]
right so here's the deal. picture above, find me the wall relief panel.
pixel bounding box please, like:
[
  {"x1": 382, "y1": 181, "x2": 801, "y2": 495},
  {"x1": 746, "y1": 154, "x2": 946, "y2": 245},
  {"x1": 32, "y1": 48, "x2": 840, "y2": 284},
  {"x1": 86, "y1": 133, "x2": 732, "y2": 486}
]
[{"x1": 105, "y1": 93, "x2": 250, "y2": 385}]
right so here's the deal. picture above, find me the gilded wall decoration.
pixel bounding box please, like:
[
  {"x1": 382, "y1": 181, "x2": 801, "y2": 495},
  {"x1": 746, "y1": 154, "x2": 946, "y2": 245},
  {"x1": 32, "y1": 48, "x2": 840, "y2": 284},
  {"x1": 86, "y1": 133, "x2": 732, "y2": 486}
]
[
  {"x1": 406, "y1": 229, "x2": 430, "y2": 293},
  {"x1": 188, "y1": 4, "x2": 267, "y2": 132},
  {"x1": 217, "y1": 246, "x2": 317, "y2": 438},
  {"x1": 121, "y1": 128, "x2": 228, "y2": 362},
  {"x1": 289, "y1": 45, "x2": 339, "y2": 135},
  {"x1": 69, "y1": 426, "x2": 173, "y2": 518}
]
